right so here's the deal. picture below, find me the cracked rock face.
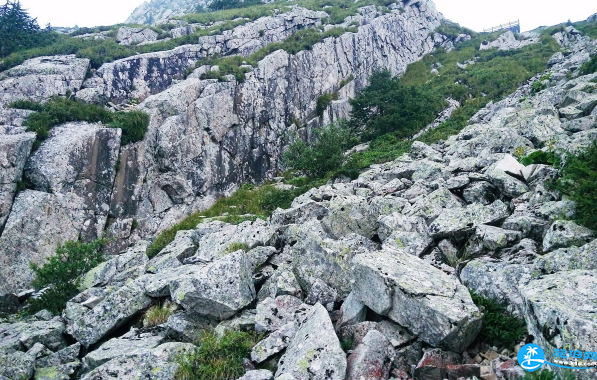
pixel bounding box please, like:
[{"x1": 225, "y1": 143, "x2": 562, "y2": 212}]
[
  {"x1": 275, "y1": 303, "x2": 347, "y2": 380},
  {"x1": 352, "y1": 249, "x2": 482, "y2": 352},
  {"x1": 25, "y1": 123, "x2": 121, "y2": 240}
]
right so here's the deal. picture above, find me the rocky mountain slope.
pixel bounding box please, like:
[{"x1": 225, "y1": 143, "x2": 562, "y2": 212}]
[
  {"x1": 126, "y1": 0, "x2": 208, "y2": 25},
  {"x1": 1, "y1": 2, "x2": 597, "y2": 380}
]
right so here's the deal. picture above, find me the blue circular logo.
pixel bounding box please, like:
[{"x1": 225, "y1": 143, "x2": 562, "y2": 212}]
[{"x1": 517, "y1": 343, "x2": 545, "y2": 372}]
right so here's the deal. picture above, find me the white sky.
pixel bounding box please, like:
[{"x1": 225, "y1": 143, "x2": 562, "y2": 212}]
[{"x1": 16, "y1": 0, "x2": 597, "y2": 30}]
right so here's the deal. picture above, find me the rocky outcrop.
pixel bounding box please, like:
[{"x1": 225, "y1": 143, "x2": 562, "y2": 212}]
[
  {"x1": 0, "y1": 55, "x2": 89, "y2": 107},
  {"x1": 116, "y1": 27, "x2": 159, "y2": 45},
  {"x1": 79, "y1": 7, "x2": 329, "y2": 103},
  {"x1": 126, "y1": 0, "x2": 208, "y2": 25},
  {"x1": 480, "y1": 31, "x2": 540, "y2": 51},
  {"x1": 0, "y1": 133, "x2": 35, "y2": 229},
  {"x1": 25, "y1": 123, "x2": 121, "y2": 240}
]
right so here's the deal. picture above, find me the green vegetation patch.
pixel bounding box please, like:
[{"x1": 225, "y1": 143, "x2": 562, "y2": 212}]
[
  {"x1": 554, "y1": 142, "x2": 597, "y2": 230},
  {"x1": 28, "y1": 239, "x2": 107, "y2": 314},
  {"x1": 520, "y1": 369, "x2": 576, "y2": 380},
  {"x1": 225, "y1": 242, "x2": 250, "y2": 254},
  {"x1": 175, "y1": 330, "x2": 260, "y2": 380},
  {"x1": 580, "y1": 54, "x2": 597, "y2": 75},
  {"x1": 146, "y1": 182, "x2": 320, "y2": 258},
  {"x1": 470, "y1": 291, "x2": 527, "y2": 350},
  {"x1": 316, "y1": 92, "x2": 339, "y2": 116},
  {"x1": 10, "y1": 97, "x2": 149, "y2": 149},
  {"x1": 143, "y1": 303, "x2": 176, "y2": 327}
]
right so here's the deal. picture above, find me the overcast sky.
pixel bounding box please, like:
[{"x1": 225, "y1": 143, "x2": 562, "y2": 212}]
[{"x1": 16, "y1": 0, "x2": 597, "y2": 30}]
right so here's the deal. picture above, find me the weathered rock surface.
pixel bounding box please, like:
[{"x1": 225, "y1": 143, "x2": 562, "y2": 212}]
[
  {"x1": 0, "y1": 55, "x2": 89, "y2": 106},
  {"x1": 25, "y1": 123, "x2": 121, "y2": 240},
  {"x1": 116, "y1": 27, "x2": 158, "y2": 45},
  {"x1": 542, "y1": 220, "x2": 594, "y2": 252},
  {"x1": 0, "y1": 133, "x2": 35, "y2": 229},
  {"x1": 0, "y1": 190, "x2": 80, "y2": 294},
  {"x1": 168, "y1": 252, "x2": 256, "y2": 320},
  {"x1": 480, "y1": 31, "x2": 540, "y2": 51},
  {"x1": 352, "y1": 249, "x2": 482, "y2": 352},
  {"x1": 275, "y1": 303, "x2": 347, "y2": 380},
  {"x1": 346, "y1": 330, "x2": 393, "y2": 380}
]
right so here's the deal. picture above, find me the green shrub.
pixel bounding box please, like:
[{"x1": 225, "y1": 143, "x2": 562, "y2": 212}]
[
  {"x1": 146, "y1": 183, "x2": 316, "y2": 258},
  {"x1": 520, "y1": 369, "x2": 576, "y2": 380},
  {"x1": 349, "y1": 70, "x2": 446, "y2": 140},
  {"x1": 531, "y1": 73, "x2": 552, "y2": 94},
  {"x1": 554, "y1": 142, "x2": 597, "y2": 230},
  {"x1": 316, "y1": 92, "x2": 338, "y2": 116},
  {"x1": 283, "y1": 123, "x2": 353, "y2": 178},
  {"x1": 28, "y1": 239, "x2": 107, "y2": 314},
  {"x1": 580, "y1": 54, "x2": 597, "y2": 75},
  {"x1": 10, "y1": 97, "x2": 150, "y2": 149},
  {"x1": 175, "y1": 330, "x2": 260, "y2": 380},
  {"x1": 224, "y1": 242, "x2": 250, "y2": 254},
  {"x1": 520, "y1": 150, "x2": 559, "y2": 166},
  {"x1": 470, "y1": 291, "x2": 527, "y2": 350},
  {"x1": 143, "y1": 303, "x2": 176, "y2": 327}
]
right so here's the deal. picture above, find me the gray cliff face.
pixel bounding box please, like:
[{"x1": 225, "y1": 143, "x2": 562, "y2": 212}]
[{"x1": 124, "y1": 1, "x2": 445, "y2": 239}]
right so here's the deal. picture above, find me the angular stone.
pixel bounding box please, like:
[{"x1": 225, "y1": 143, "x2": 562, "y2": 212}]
[
  {"x1": 428, "y1": 200, "x2": 510, "y2": 238},
  {"x1": 378, "y1": 213, "x2": 433, "y2": 256},
  {"x1": 81, "y1": 242, "x2": 148, "y2": 289},
  {"x1": 146, "y1": 230, "x2": 196, "y2": 273},
  {"x1": 521, "y1": 271, "x2": 597, "y2": 364},
  {"x1": 169, "y1": 252, "x2": 255, "y2": 320},
  {"x1": 463, "y1": 181, "x2": 498, "y2": 205},
  {"x1": 0, "y1": 320, "x2": 67, "y2": 352},
  {"x1": 352, "y1": 249, "x2": 482, "y2": 352},
  {"x1": 534, "y1": 239, "x2": 597, "y2": 274},
  {"x1": 406, "y1": 188, "x2": 464, "y2": 222},
  {"x1": 80, "y1": 342, "x2": 195, "y2": 380},
  {"x1": 337, "y1": 292, "x2": 367, "y2": 330},
  {"x1": 251, "y1": 322, "x2": 297, "y2": 363},
  {"x1": 291, "y1": 223, "x2": 377, "y2": 298},
  {"x1": 269, "y1": 200, "x2": 328, "y2": 226},
  {"x1": 0, "y1": 350, "x2": 35, "y2": 380},
  {"x1": 238, "y1": 370, "x2": 274, "y2": 380},
  {"x1": 116, "y1": 27, "x2": 158, "y2": 45},
  {"x1": 164, "y1": 311, "x2": 213, "y2": 342},
  {"x1": 257, "y1": 265, "x2": 302, "y2": 301},
  {"x1": 37, "y1": 343, "x2": 81, "y2": 368},
  {"x1": 65, "y1": 280, "x2": 152, "y2": 347},
  {"x1": 0, "y1": 55, "x2": 89, "y2": 106},
  {"x1": 275, "y1": 304, "x2": 346, "y2": 380},
  {"x1": 474, "y1": 225, "x2": 522, "y2": 251},
  {"x1": 322, "y1": 195, "x2": 381, "y2": 239},
  {"x1": 413, "y1": 348, "x2": 461, "y2": 380},
  {"x1": 487, "y1": 155, "x2": 529, "y2": 198},
  {"x1": 255, "y1": 296, "x2": 309, "y2": 333},
  {"x1": 304, "y1": 279, "x2": 337, "y2": 311},
  {"x1": 543, "y1": 220, "x2": 594, "y2": 252},
  {"x1": 460, "y1": 259, "x2": 533, "y2": 316},
  {"x1": 346, "y1": 330, "x2": 393, "y2": 380}
]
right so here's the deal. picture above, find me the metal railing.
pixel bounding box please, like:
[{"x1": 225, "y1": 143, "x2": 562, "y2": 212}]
[{"x1": 483, "y1": 20, "x2": 520, "y2": 33}]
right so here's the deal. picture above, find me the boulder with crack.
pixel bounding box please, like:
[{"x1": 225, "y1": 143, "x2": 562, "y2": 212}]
[
  {"x1": 352, "y1": 249, "x2": 482, "y2": 352},
  {"x1": 275, "y1": 303, "x2": 347, "y2": 380}
]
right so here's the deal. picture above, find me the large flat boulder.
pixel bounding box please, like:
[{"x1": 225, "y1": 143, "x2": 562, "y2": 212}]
[
  {"x1": 352, "y1": 249, "x2": 482, "y2": 352},
  {"x1": 168, "y1": 252, "x2": 256, "y2": 320},
  {"x1": 428, "y1": 200, "x2": 510, "y2": 238}
]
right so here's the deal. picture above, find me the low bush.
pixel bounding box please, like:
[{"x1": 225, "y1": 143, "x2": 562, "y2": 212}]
[
  {"x1": 28, "y1": 239, "x2": 107, "y2": 314},
  {"x1": 224, "y1": 242, "x2": 250, "y2": 254},
  {"x1": 470, "y1": 291, "x2": 527, "y2": 350},
  {"x1": 316, "y1": 92, "x2": 338, "y2": 116},
  {"x1": 175, "y1": 330, "x2": 260, "y2": 380},
  {"x1": 143, "y1": 303, "x2": 176, "y2": 327},
  {"x1": 283, "y1": 123, "x2": 353, "y2": 178},
  {"x1": 580, "y1": 54, "x2": 597, "y2": 75},
  {"x1": 520, "y1": 150, "x2": 559, "y2": 166},
  {"x1": 520, "y1": 369, "x2": 576, "y2": 380},
  {"x1": 10, "y1": 97, "x2": 149, "y2": 149},
  {"x1": 554, "y1": 142, "x2": 597, "y2": 230}
]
